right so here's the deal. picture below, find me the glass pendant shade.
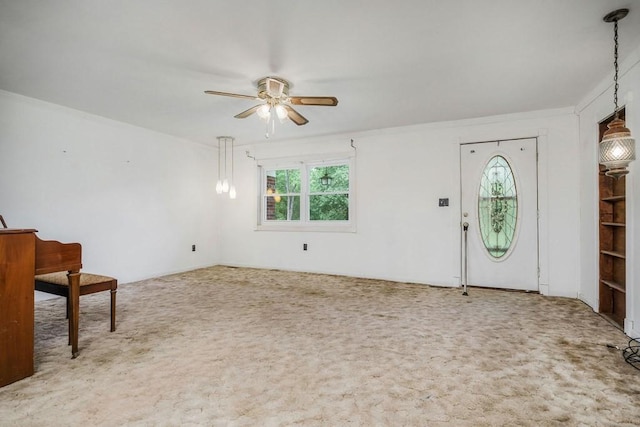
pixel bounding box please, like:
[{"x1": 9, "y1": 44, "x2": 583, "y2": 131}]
[
  {"x1": 229, "y1": 185, "x2": 237, "y2": 199},
  {"x1": 257, "y1": 104, "x2": 271, "y2": 121},
  {"x1": 599, "y1": 118, "x2": 636, "y2": 179},
  {"x1": 222, "y1": 178, "x2": 229, "y2": 193},
  {"x1": 275, "y1": 104, "x2": 288, "y2": 122},
  {"x1": 258, "y1": 103, "x2": 287, "y2": 138},
  {"x1": 215, "y1": 180, "x2": 223, "y2": 194}
]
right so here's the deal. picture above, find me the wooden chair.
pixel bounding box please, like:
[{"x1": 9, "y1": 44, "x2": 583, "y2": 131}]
[{"x1": 35, "y1": 272, "x2": 117, "y2": 333}]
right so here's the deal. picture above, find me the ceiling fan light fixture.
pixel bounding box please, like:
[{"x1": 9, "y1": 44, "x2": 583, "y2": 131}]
[
  {"x1": 205, "y1": 76, "x2": 337, "y2": 138},
  {"x1": 275, "y1": 104, "x2": 288, "y2": 122},
  {"x1": 257, "y1": 104, "x2": 271, "y2": 121}
]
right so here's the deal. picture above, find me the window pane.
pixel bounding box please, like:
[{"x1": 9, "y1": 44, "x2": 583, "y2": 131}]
[
  {"x1": 266, "y1": 195, "x2": 300, "y2": 221},
  {"x1": 309, "y1": 194, "x2": 349, "y2": 221},
  {"x1": 478, "y1": 155, "x2": 517, "y2": 258},
  {"x1": 309, "y1": 165, "x2": 349, "y2": 193},
  {"x1": 266, "y1": 169, "x2": 300, "y2": 194}
]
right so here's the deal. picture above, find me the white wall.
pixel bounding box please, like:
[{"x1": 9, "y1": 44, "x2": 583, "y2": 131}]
[
  {"x1": 218, "y1": 108, "x2": 580, "y2": 298},
  {"x1": 0, "y1": 89, "x2": 584, "y2": 301},
  {"x1": 577, "y1": 46, "x2": 640, "y2": 337},
  {"x1": 0, "y1": 91, "x2": 219, "y2": 283}
]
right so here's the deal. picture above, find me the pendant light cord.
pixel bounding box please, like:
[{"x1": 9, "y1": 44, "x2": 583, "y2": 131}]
[
  {"x1": 217, "y1": 138, "x2": 221, "y2": 181},
  {"x1": 613, "y1": 19, "x2": 619, "y2": 117}
]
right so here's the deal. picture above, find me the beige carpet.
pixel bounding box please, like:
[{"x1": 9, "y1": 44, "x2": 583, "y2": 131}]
[{"x1": 1, "y1": 266, "x2": 638, "y2": 426}]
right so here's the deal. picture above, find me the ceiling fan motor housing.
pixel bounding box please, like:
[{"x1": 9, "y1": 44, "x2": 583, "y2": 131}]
[{"x1": 258, "y1": 77, "x2": 289, "y2": 100}]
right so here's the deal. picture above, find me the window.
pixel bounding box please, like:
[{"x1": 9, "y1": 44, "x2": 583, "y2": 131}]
[
  {"x1": 308, "y1": 164, "x2": 349, "y2": 221},
  {"x1": 259, "y1": 158, "x2": 353, "y2": 231},
  {"x1": 265, "y1": 168, "x2": 301, "y2": 221}
]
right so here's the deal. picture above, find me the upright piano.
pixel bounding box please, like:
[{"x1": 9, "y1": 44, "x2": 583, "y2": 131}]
[{"x1": 0, "y1": 229, "x2": 81, "y2": 387}]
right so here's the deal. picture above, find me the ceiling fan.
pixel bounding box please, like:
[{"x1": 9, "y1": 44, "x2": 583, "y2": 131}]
[{"x1": 205, "y1": 77, "x2": 338, "y2": 138}]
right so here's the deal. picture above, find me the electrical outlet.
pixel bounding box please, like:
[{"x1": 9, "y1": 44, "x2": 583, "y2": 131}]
[
  {"x1": 303, "y1": 243, "x2": 308, "y2": 251},
  {"x1": 192, "y1": 244, "x2": 196, "y2": 252}
]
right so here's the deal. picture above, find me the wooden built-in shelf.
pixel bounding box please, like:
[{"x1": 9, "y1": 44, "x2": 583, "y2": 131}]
[
  {"x1": 600, "y1": 279, "x2": 625, "y2": 293},
  {"x1": 600, "y1": 250, "x2": 625, "y2": 259},
  {"x1": 601, "y1": 195, "x2": 626, "y2": 202},
  {"x1": 597, "y1": 109, "x2": 626, "y2": 329}
]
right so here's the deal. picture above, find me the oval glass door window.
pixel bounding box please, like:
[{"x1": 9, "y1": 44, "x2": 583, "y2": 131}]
[{"x1": 478, "y1": 155, "x2": 518, "y2": 259}]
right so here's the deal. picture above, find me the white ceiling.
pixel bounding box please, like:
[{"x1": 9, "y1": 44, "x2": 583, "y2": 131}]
[{"x1": 1, "y1": 1, "x2": 639, "y2": 146}]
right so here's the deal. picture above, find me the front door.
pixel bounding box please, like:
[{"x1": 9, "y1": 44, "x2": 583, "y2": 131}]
[{"x1": 460, "y1": 138, "x2": 538, "y2": 291}]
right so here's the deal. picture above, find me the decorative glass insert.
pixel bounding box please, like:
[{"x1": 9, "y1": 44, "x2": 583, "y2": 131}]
[{"x1": 478, "y1": 155, "x2": 518, "y2": 259}]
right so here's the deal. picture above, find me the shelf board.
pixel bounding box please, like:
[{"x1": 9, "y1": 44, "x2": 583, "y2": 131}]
[
  {"x1": 600, "y1": 250, "x2": 625, "y2": 259},
  {"x1": 601, "y1": 222, "x2": 625, "y2": 227},
  {"x1": 600, "y1": 279, "x2": 626, "y2": 293},
  {"x1": 601, "y1": 195, "x2": 625, "y2": 202}
]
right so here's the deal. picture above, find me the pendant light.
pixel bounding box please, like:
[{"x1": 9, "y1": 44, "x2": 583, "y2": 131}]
[
  {"x1": 599, "y1": 9, "x2": 635, "y2": 179},
  {"x1": 216, "y1": 136, "x2": 236, "y2": 199},
  {"x1": 320, "y1": 167, "x2": 332, "y2": 186},
  {"x1": 215, "y1": 137, "x2": 223, "y2": 194},
  {"x1": 229, "y1": 137, "x2": 237, "y2": 199},
  {"x1": 221, "y1": 137, "x2": 229, "y2": 192}
]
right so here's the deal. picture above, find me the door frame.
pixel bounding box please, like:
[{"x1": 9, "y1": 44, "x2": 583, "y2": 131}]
[{"x1": 459, "y1": 137, "x2": 541, "y2": 291}]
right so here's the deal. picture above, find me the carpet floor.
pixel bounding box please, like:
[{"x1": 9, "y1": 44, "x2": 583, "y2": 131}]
[{"x1": 1, "y1": 266, "x2": 638, "y2": 426}]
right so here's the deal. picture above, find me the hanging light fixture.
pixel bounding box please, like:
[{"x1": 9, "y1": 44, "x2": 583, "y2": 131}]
[
  {"x1": 221, "y1": 137, "x2": 230, "y2": 192},
  {"x1": 320, "y1": 167, "x2": 332, "y2": 186},
  {"x1": 216, "y1": 136, "x2": 236, "y2": 199},
  {"x1": 229, "y1": 137, "x2": 236, "y2": 199},
  {"x1": 215, "y1": 137, "x2": 223, "y2": 194},
  {"x1": 599, "y1": 8, "x2": 635, "y2": 179}
]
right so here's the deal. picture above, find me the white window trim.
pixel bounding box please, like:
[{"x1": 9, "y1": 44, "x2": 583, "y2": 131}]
[{"x1": 256, "y1": 156, "x2": 356, "y2": 232}]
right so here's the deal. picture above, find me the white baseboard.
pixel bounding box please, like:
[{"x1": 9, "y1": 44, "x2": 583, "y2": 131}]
[{"x1": 624, "y1": 319, "x2": 639, "y2": 338}]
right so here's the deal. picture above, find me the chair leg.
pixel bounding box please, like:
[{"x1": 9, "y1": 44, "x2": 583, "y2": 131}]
[
  {"x1": 110, "y1": 288, "x2": 116, "y2": 332},
  {"x1": 66, "y1": 296, "x2": 71, "y2": 345},
  {"x1": 67, "y1": 271, "x2": 80, "y2": 359}
]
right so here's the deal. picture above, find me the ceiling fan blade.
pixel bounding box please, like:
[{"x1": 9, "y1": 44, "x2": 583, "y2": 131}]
[
  {"x1": 234, "y1": 104, "x2": 263, "y2": 119},
  {"x1": 284, "y1": 105, "x2": 309, "y2": 126},
  {"x1": 289, "y1": 96, "x2": 338, "y2": 106},
  {"x1": 204, "y1": 90, "x2": 259, "y2": 101}
]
